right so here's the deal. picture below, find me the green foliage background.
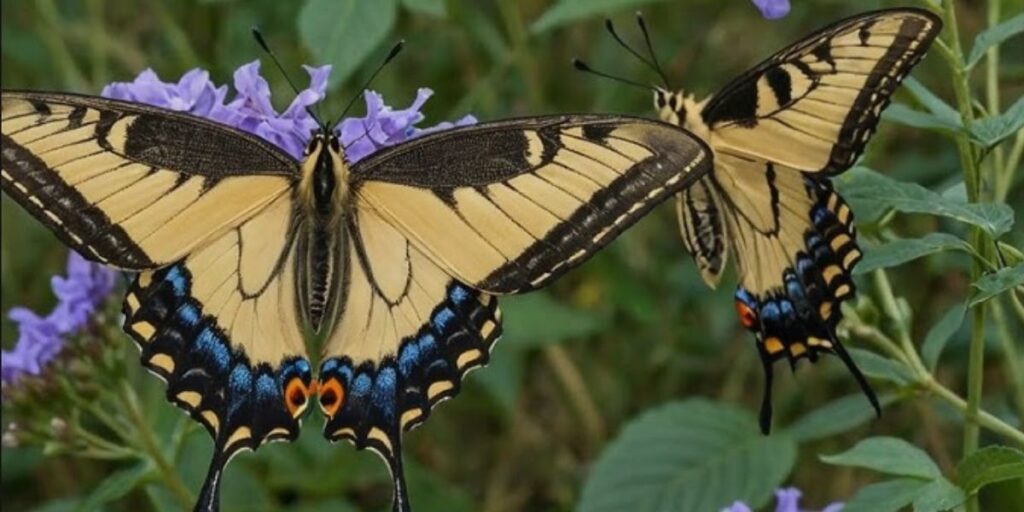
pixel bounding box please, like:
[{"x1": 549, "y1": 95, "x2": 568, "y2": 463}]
[{"x1": 1, "y1": 0, "x2": 1022, "y2": 511}]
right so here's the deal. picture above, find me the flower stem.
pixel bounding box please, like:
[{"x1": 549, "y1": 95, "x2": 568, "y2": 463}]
[
  {"x1": 118, "y1": 381, "x2": 194, "y2": 509},
  {"x1": 872, "y1": 271, "x2": 928, "y2": 375}
]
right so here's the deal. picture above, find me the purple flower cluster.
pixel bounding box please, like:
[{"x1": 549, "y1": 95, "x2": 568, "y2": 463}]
[
  {"x1": 751, "y1": 0, "x2": 791, "y2": 19},
  {"x1": 723, "y1": 488, "x2": 842, "y2": 512},
  {"x1": 2, "y1": 252, "x2": 117, "y2": 384},
  {"x1": 102, "y1": 61, "x2": 475, "y2": 162}
]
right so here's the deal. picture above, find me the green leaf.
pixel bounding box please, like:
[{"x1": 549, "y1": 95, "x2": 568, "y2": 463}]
[
  {"x1": 912, "y1": 477, "x2": 965, "y2": 512},
  {"x1": 970, "y1": 96, "x2": 1024, "y2": 148},
  {"x1": 882, "y1": 103, "x2": 961, "y2": 133},
  {"x1": 922, "y1": 303, "x2": 966, "y2": 370},
  {"x1": 820, "y1": 437, "x2": 941, "y2": 479},
  {"x1": 854, "y1": 233, "x2": 971, "y2": 275},
  {"x1": 474, "y1": 346, "x2": 524, "y2": 413},
  {"x1": 400, "y1": 0, "x2": 445, "y2": 17},
  {"x1": 968, "y1": 263, "x2": 1024, "y2": 307},
  {"x1": 902, "y1": 77, "x2": 961, "y2": 125},
  {"x1": 77, "y1": 463, "x2": 153, "y2": 512},
  {"x1": 531, "y1": 0, "x2": 666, "y2": 33},
  {"x1": 578, "y1": 400, "x2": 797, "y2": 512},
  {"x1": 298, "y1": 0, "x2": 398, "y2": 88},
  {"x1": 787, "y1": 393, "x2": 896, "y2": 442},
  {"x1": 849, "y1": 348, "x2": 915, "y2": 386},
  {"x1": 501, "y1": 293, "x2": 606, "y2": 347},
  {"x1": 842, "y1": 479, "x2": 928, "y2": 512},
  {"x1": 837, "y1": 167, "x2": 1015, "y2": 237},
  {"x1": 966, "y1": 13, "x2": 1024, "y2": 69},
  {"x1": 956, "y1": 445, "x2": 1024, "y2": 494}
]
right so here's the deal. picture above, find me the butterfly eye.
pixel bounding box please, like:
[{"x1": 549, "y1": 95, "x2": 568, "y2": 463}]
[
  {"x1": 284, "y1": 377, "x2": 313, "y2": 417},
  {"x1": 656, "y1": 93, "x2": 667, "y2": 108},
  {"x1": 318, "y1": 377, "x2": 345, "y2": 418},
  {"x1": 734, "y1": 299, "x2": 758, "y2": 330},
  {"x1": 329, "y1": 136, "x2": 341, "y2": 152}
]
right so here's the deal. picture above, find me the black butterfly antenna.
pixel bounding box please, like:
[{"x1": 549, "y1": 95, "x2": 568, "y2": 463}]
[
  {"x1": 571, "y1": 58, "x2": 655, "y2": 92},
  {"x1": 251, "y1": 27, "x2": 324, "y2": 126},
  {"x1": 602, "y1": 14, "x2": 672, "y2": 89},
  {"x1": 331, "y1": 40, "x2": 405, "y2": 129}
]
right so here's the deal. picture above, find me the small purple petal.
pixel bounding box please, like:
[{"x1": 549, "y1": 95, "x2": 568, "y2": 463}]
[
  {"x1": 721, "y1": 502, "x2": 753, "y2": 512},
  {"x1": 337, "y1": 88, "x2": 476, "y2": 163},
  {"x1": 752, "y1": 0, "x2": 790, "y2": 19},
  {"x1": 2, "y1": 252, "x2": 115, "y2": 385},
  {"x1": 774, "y1": 488, "x2": 802, "y2": 512},
  {"x1": 821, "y1": 504, "x2": 844, "y2": 512}
]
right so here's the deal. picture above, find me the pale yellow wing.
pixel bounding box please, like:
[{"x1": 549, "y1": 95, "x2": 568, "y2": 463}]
[
  {"x1": 702, "y1": 9, "x2": 941, "y2": 173},
  {"x1": 1, "y1": 91, "x2": 297, "y2": 270},
  {"x1": 351, "y1": 115, "x2": 710, "y2": 294}
]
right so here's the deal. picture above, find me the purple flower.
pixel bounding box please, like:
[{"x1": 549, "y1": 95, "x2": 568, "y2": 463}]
[
  {"x1": 722, "y1": 488, "x2": 843, "y2": 512},
  {"x1": 751, "y1": 0, "x2": 790, "y2": 19},
  {"x1": 2, "y1": 252, "x2": 117, "y2": 385},
  {"x1": 102, "y1": 62, "x2": 475, "y2": 162},
  {"x1": 338, "y1": 88, "x2": 476, "y2": 163}
]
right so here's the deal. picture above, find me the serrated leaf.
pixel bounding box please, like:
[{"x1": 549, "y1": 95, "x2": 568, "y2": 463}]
[
  {"x1": 912, "y1": 477, "x2": 965, "y2": 512},
  {"x1": 968, "y1": 264, "x2": 1024, "y2": 307},
  {"x1": 788, "y1": 393, "x2": 896, "y2": 442},
  {"x1": 837, "y1": 167, "x2": 1015, "y2": 237},
  {"x1": 957, "y1": 445, "x2": 1024, "y2": 494},
  {"x1": 854, "y1": 233, "x2": 970, "y2": 275},
  {"x1": 820, "y1": 437, "x2": 941, "y2": 479},
  {"x1": 966, "y1": 13, "x2": 1024, "y2": 69},
  {"x1": 77, "y1": 463, "x2": 153, "y2": 512},
  {"x1": 578, "y1": 400, "x2": 797, "y2": 512},
  {"x1": 298, "y1": 0, "x2": 398, "y2": 88},
  {"x1": 922, "y1": 303, "x2": 966, "y2": 370},
  {"x1": 849, "y1": 348, "x2": 915, "y2": 386},
  {"x1": 531, "y1": 0, "x2": 666, "y2": 33},
  {"x1": 843, "y1": 479, "x2": 929, "y2": 512},
  {"x1": 501, "y1": 292, "x2": 605, "y2": 347},
  {"x1": 970, "y1": 96, "x2": 1024, "y2": 148}
]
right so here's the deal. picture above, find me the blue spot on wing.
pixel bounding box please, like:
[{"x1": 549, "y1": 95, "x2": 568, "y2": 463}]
[
  {"x1": 196, "y1": 327, "x2": 231, "y2": 373},
  {"x1": 399, "y1": 342, "x2": 421, "y2": 377},
  {"x1": 372, "y1": 368, "x2": 397, "y2": 420},
  {"x1": 352, "y1": 373, "x2": 372, "y2": 397},
  {"x1": 449, "y1": 285, "x2": 469, "y2": 305},
  {"x1": 165, "y1": 266, "x2": 188, "y2": 296},
  {"x1": 432, "y1": 308, "x2": 455, "y2": 331},
  {"x1": 177, "y1": 304, "x2": 200, "y2": 327},
  {"x1": 255, "y1": 374, "x2": 278, "y2": 401}
]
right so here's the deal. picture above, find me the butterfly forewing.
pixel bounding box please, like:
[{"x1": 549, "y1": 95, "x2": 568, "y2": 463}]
[
  {"x1": 352, "y1": 115, "x2": 711, "y2": 293},
  {"x1": 1, "y1": 91, "x2": 298, "y2": 269},
  {"x1": 702, "y1": 9, "x2": 941, "y2": 174}
]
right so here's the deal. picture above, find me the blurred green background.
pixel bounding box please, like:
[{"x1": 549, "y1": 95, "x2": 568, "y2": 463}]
[{"x1": 2, "y1": 0, "x2": 1022, "y2": 511}]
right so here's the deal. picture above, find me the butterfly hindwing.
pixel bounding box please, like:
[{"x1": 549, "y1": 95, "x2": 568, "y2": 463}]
[
  {"x1": 701, "y1": 9, "x2": 941, "y2": 174},
  {"x1": 1, "y1": 91, "x2": 297, "y2": 270},
  {"x1": 123, "y1": 193, "x2": 312, "y2": 512},
  {"x1": 352, "y1": 115, "x2": 711, "y2": 294},
  {"x1": 676, "y1": 175, "x2": 728, "y2": 287}
]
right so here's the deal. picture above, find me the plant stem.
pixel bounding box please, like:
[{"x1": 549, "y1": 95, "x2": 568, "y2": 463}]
[
  {"x1": 924, "y1": 376, "x2": 1024, "y2": 448},
  {"x1": 872, "y1": 271, "x2": 928, "y2": 375},
  {"x1": 544, "y1": 346, "x2": 606, "y2": 448},
  {"x1": 991, "y1": 299, "x2": 1024, "y2": 420},
  {"x1": 497, "y1": 0, "x2": 543, "y2": 109},
  {"x1": 941, "y1": 6, "x2": 991, "y2": 502},
  {"x1": 119, "y1": 382, "x2": 194, "y2": 509}
]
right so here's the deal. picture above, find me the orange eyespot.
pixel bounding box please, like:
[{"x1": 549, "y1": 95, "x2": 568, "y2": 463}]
[
  {"x1": 284, "y1": 377, "x2": 312, "y2": 417},
  {"x1": 735, "y1": 300, "x2": 758, "y2": 330},
  {"x1": 318, "y1": 378, "x2": 345, "y2": 419}
]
